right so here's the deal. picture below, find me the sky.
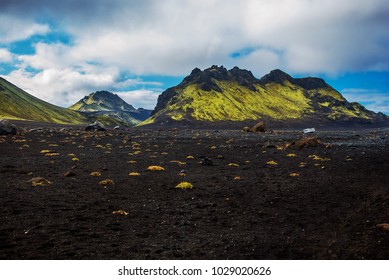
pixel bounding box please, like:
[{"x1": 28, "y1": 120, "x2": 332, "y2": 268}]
[{"x1": 0, "y1": 0, "x2": 388, "y2": 113}]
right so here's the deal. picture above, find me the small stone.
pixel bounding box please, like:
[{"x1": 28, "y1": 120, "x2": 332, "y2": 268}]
[
  {"x1": 64, "y1": 171, "x2": 76, "y2": 177},
  {"x1": 376, "y1": 223, "x2": 389, "y2": 232}
]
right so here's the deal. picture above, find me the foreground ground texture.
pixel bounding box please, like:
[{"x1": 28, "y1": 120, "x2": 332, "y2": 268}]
[{"x1": 0, "y1": 123, "x2": 388, "y2": 259}]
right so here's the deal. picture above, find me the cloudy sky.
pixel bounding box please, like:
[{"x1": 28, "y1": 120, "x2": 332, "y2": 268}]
[{"x1": 0, "y1": 0, "x2": 388, "y2": 113}]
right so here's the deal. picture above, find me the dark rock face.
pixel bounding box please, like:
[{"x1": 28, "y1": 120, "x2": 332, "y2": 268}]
[
  {"x1": 151, "y1": 88, "x2": 178, "y2": 116},
  {"x1": 260, "y1": 69, "x2": 328, "y2": 90},
  {"x1": 0, "y1": 119, "x2": 17, "y2": 135},
  {"x1": 260, "y1": 69, "x2": 293, "y2": 84},
  {"x1": 85, "y1": 121, "x2": 106, "y2": 132},
  {"x1": 294, "y1": 77, "x2": 328, "y2": 90}
]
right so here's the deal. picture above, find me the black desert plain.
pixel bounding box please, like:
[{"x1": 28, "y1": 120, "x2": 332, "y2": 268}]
[{"x1": 0, "y1": 120, "x2": 388, "y2": 260}]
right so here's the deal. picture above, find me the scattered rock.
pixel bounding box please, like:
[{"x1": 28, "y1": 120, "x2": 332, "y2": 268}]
[
  {"x1": 251, "y1": 121, "x2": 266, "y2": 133},
  {"x1": 376, "y1": 223, "x2": 389, "y2": 232},
  {"x1": 85, "y1": 121, "x2": 106, "y2": 132},
  {"x1": 242, "y1": 122, "x2": 266, "y2": 133},
  {"x1": 288, "y1": 136, "x2": 321, "y2": 148},
  {"x1": 28, "y1": 128, "x2": 44, "y2": 133},
  {"x1": 64, "y1": 171, "x2": 76, "y2": 177},
  {"x1": 200, "y1": 156, "x2": 214, "y2": 166},
  {"x1": 262, "y1": 142, "x2": 277, "y2": 149},
  {"x1": 0, "y1": 119, "x2": 17, "y2": 135},
  {"x1": 303, "y1": 128, "x2": 316, "y2": 134}
]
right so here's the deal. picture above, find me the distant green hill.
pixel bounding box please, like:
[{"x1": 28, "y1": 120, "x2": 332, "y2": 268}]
[
  {"x1": 0, "y1": 77, "x2": 88, "y2": 124},
  {"x1": 141, "y1": 66, "x2": 388, "y2": 127},
  {"x1": 69, "y1": 91, "x2": 152, "y2": 125}
]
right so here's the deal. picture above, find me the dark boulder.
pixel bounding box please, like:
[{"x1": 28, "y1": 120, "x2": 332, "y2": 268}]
[
  {"x1": 85, "y1": 121, "x2": 106, "y2": 132},
  {"x1": 0, "y1": 119, "x2": 17, "y2": 135}
]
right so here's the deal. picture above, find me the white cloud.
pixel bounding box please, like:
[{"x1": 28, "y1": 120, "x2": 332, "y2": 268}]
[
  {"x1": 0, "y1": 15, "x2": 49, "y2": 43},
  {"x1": 0, "y1": 48, "x2": 13, "y2": 63},
  {"x1": 341, "y1": 88, "x2": 389, "y2": 114},
  {"x1": 116, "y1": 90, "x2": 162, "y2": 110},
  {"x1": 1, "y1": 0, "x2": 389, "y2": 110}
]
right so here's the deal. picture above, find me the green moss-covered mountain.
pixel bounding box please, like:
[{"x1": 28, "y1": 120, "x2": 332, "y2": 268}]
[
  {"x1": 0, "y1": 77, "x2": 88, "y2": 124},
  {"x1": 141, "y1": 66, "x2": 388, "y2": 127},
  {"x1": 69, "y1": 91, "x2": 151, "y2": 125}
]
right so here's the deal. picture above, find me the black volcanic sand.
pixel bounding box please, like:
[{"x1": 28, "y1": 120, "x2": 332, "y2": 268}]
[{"x1": 1, "y1": 123, "x2": 388, "y2": 259}]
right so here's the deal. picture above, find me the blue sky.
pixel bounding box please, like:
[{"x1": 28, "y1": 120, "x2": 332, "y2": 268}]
[{"x1": 1, "y1": 0, "x2": 388, "y2": 113}]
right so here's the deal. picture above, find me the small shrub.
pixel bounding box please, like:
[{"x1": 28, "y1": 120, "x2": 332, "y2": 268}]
[
  {"x1": 175, "y1": 182, "x2": 193, "y2": 189},
  {"x1": 112, "y1": 210, "x2": 129, "y2": 216},
  {"x1": 147, "y1": 166, "x2": 165, "y2": 171},
  {"x1": 100, "y1": 179, "x2": 114, "y2": 186}
]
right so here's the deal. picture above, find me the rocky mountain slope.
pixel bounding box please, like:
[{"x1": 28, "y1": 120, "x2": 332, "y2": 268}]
[
  {"x1": 69, "y1": 91, "x2": 151, "y2": 125},
  {"x1": 0, "y1": 77, "x2": 88, "y2": 124},
  {"x1": 141, "y1": 66, "x2": 387, "y2": 127}
]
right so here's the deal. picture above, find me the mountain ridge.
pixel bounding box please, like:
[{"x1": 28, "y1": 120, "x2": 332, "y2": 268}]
[{"x1": 143, "y1": 66, "x2": 388, "y2": 127}]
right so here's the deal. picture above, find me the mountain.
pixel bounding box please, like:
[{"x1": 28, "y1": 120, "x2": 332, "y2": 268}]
[
  {"x1": 141, "y1": 66, "x2": 388, "y2": 127},
  {"x1": 0, "y1": 77, "x2": 88, "y2": 124},
  {"x1": 69, "y1": 91, "x2": 152, "y2": 125}
]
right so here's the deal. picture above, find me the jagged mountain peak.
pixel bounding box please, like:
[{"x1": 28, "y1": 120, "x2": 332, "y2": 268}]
[
  {"x1": 181, "y1": 65, "x2": 259, "y2": 92},
  {"x1": 260, "y1": 69, "x2": 293, "y2": 84},
  {"x1": 69, "y1": 90, "x2": 136, "y2": 112}
]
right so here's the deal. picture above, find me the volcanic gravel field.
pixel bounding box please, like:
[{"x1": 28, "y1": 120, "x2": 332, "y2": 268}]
[{"x1": 0, "y1": 122, "x2": 388, "y2": 259}]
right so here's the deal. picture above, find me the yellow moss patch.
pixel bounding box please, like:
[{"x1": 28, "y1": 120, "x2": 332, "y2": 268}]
[
  {"x1": 30, "y1": 177, "x2": 52, "y2": 187},
  {"x1": 128, "y1": 172, "x2": 140, "y2": 176},
  {"x1": 127, "y1": 160, "x2": 137, "y2": 164},
  {"x1": 170, "y1": 160, "x2": 186, "y2": 166},
  {"x1": 100, "y1": 179, "x2": 114, "y2": 186},
  {"x1": 287, "y1": 153, "x2": 297, "y2": 157},
  {"x1": 228, "y1": 163, "x2": 240, "y2": 167},
  {"x1": 112, "y1": 210, "x2": 129, "y2": 216},
  {"x1": 175, "y1": 182, "x2": 193, "y2": 189},
  {"x1": 71, "y1": 157, "x2": 79, "y2": 162},
  {"x1": 309, "y1": 154, "x2": 330, "y2": 161},
  {"x1": 266, "y1": 160, "x2": 278, "y2": 165},
  {"x1": 40, "y1": 150, "x2": 52, "y2": 153},
  {"x1": 44, "y1": 153, "x2": 60, "y2": 157},
  {"x1": 186, "y1": 155, "x2": 195, "y2": 159},
  {"x1": 147, "y1": 166, "x2": 165, "y2": 171}
]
